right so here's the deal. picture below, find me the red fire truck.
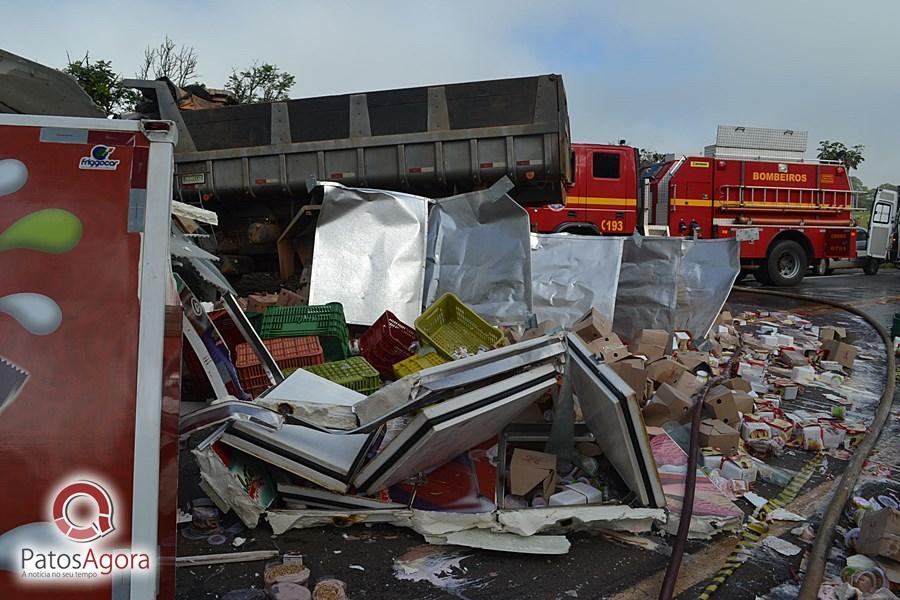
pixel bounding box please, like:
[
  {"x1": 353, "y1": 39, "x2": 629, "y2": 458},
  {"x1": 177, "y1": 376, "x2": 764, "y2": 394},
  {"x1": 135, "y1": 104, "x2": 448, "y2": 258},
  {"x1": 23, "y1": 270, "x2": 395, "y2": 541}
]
[{"x1": 527, "y1": 127, "x2": 857, "y2": 286}]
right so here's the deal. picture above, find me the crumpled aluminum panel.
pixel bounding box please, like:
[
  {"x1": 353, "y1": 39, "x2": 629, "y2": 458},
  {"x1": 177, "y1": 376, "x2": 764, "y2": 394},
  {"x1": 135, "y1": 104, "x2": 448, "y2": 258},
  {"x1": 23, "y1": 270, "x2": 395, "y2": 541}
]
[
  {"x1": 675, "y1": 238, "x2": 740, "y2": 339},
  {"x1": 308, "y1": 181, "x2": 429, "y2": 326},
  {"x1": 614, "y1": 236, "x2": 739, "y2": 342},
  {"x1": 613, "y1": 236, "x2": 682, "y2": 343},
  {"x1": 530, "y1": 234, "x2": 624, "y2": 327},
  {"x1": 424, "y1": 178, "x2": 532, "y2": 325}
]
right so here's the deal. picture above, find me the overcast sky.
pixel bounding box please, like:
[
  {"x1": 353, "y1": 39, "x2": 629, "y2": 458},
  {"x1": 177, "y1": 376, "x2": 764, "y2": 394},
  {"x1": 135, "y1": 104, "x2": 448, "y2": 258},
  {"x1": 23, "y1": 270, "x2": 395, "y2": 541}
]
[{"x1": 6, "y1": 0, "x2": 898, "y2": 184}]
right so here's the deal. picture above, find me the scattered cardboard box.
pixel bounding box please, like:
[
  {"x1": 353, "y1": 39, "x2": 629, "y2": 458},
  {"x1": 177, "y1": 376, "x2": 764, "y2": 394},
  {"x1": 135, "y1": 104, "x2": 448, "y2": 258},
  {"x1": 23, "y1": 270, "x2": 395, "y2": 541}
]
[
  {"x1": 277, "y1": 288, "x2": 305, "y2": 307},
  {"x1": 676, "y1": 351, "x2": 712, "y2": 373},
  {"x1": 247, "y1": 293, "x2": 279, "y2": 314},
  {"x1": 723, "y1": 377, "x2": 752, "y2": 393},
  {"x1": 780, "y1": 350, "x2": 808, "y2": 367},
  {"x1": 630, "y1": 329, "x2": 669, "y2": 360},
  {"x1": 509, "y1": 448, "x2": 557, "y2": 499},
  {"x1": 822, "y1": 340, "x2": 858, "y2": 370},
  {"x1": 521, "y1": 320, "x2": 561, "y2": 342},
  {"x1": 675, "y1": 371, "x2": 704, "y2": 397},
  {"x1": 642, "y1": 383, "x2": 693, "y2": 427},
  {"x1": 858, "y1": 508, "x2": 900, "y2": 562},
  {"x1": 732, "y1": 391, "x2": 755, "y2": 415},
  {"x1": 588, "y1": 339, "x2": 630, "y2": 363},
  {"x1": 646, "y1": 357, "x2": 689, "y2": 386},
  {"x1": 610, "y1": 359, "x2": 648, "y2": 402},
  {"x1": 699, "y1": 419, "x2": 740, "y2": 455},
  {"x1": 572, "y1": 308, "x2": 613, "y2": 344},
  {"x1": 703, "y1": 386, "x2": 740, "y2": 427},
  {"x1": 819, "y1": 326, "x2": 847, "y2": 342}
]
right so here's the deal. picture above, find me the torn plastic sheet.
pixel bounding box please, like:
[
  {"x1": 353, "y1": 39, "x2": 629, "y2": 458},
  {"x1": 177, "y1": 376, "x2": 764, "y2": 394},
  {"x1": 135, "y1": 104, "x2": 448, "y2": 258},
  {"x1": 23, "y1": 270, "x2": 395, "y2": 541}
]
[
  {"x1": 613, "y1": 235, "x2": 739, "y2": 342},
  {"x1": 194, "y1": 435, "x2": 270, "y2": 528},
  {"x1": 353, "y1": 335, "x2": 566, "y2": 430},
  {"x1": 307, "y1": 181, "x2": 428, "y2": 326},
  {"x1": 424, "y1": 178, "x2": 533, "y2": 325},
  {"x1": 267, "y1": 504, "x2": 663, "y2": 538},
  {"x1": 530, "y1": 234, "x2": 624, "y2": 327}
]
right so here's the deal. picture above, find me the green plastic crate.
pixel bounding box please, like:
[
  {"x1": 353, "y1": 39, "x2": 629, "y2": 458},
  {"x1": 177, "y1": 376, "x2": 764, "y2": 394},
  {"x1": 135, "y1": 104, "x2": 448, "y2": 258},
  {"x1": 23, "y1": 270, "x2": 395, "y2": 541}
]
[
  {"x1": 392, "y1": 352, "x2": 448, "y2": 379},
  {"x1": 415, "y1": 293, "x2": 504, "y2": 360},
  {"x1": 260, "y1": 303, "x2": 349, "y2": 361},
  {"x1": 304, "y1": 356, "x2": 381, "y2": 395}
]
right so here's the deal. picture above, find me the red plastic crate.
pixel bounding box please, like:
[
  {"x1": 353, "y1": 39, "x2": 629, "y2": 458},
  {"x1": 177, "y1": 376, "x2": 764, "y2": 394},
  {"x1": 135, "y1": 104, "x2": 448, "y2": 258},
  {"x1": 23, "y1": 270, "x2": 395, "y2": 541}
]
[
  {"x1": 235, "y1": 336, "x2": 324, "y2": 397},
  {"x1": 358, "y1": 311, "x2": 417, "y2": 378}
]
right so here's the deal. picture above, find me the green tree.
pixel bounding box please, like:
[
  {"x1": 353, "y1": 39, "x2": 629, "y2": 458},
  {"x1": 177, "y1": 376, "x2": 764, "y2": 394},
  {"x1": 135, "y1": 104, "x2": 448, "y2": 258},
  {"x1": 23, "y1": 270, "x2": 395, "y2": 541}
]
[
  {"x1": 63, "y1": 53, "x2": 139, "y2": 116},
  {"x1": 817, "y1": 140, "x2": 865, "y2": 170},
  {"x1": 639, "y1": 148, "x2": 667, "y2": 169},
  {"x1": 226, "y1": 63, "x2": 295, "y2": 104}
]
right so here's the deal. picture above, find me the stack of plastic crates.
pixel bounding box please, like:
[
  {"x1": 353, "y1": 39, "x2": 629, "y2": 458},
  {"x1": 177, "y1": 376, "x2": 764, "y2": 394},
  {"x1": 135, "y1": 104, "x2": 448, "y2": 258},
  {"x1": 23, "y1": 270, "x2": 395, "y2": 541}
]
[
  {"x1": 392, "y1": 352, "x2": 447, "y2": 379},
  {"x1": 235, "y1": 337, "x2": 324, "y2": 398},
  {"x1": 359, "y1": 311, "x2": 417, "y2": 378},
  {"x1": 304, "y1": 356, "x2": 381, "y2": 395},
  {"x1": 415, "y1": 293, "x2": 504, "y2": 359},
  {"x1": 260, "y1": 302, "x2": 349, "y2": 361}
]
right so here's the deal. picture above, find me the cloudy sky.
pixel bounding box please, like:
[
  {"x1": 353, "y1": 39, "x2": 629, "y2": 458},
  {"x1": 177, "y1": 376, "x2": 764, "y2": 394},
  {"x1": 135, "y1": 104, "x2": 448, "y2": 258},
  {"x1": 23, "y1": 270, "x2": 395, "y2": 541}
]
[{"x1": 6, "y1": 0, "x2": 898, "y2": 184}]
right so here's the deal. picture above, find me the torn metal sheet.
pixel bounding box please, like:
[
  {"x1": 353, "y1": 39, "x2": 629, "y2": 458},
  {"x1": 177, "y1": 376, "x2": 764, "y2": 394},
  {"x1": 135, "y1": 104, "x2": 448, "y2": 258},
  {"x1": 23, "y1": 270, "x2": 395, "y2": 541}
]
[
  {"x1": 256, "y1": 366, "x2": 365, "y2": 430},
  {"x1": 354, "y1": 364, "x2": 558, "y2": 494},
  {"x1": 223, "y1": 293, "x2": 282, "y2": 389},
  {"x1": 424, "y1": 178, "x2": 533, "y2": 325},
  {"x1": 530, "y1": 233, "x2": 624, "y2": 327},
  {"x1": 171, "y1": 200, "x2": 219, "y2": 225},
  {"x1": 308, "y1": 181, "x2": 428, "y2": 326},
  {"x1": 614, "y1": 235, "x2": 740, "y2": 342},
  {"x1": 675, "y1": 238, "x2": 740, "y2": 339},
  {"x1": 566, "y1": 334, "x2": 666, "y2": 508},
  {"x1": 179, "y1": 400, "x2": 283, "y2": 437},
  {"x1": 613, "y1": 235, "x2": 682, "y2": 343},
  {"x1": 354, "y1": 334, "x2": 566, "y2": 429},
  {"x1": 171, "y1": 223, "x2": 236, "y2": 296},
  {"x1": 221, "y1": 420, "x2": 379, "y2": 493},
  {"x1": 424, "y1": 530, "x2": 571, "y2": 555}
]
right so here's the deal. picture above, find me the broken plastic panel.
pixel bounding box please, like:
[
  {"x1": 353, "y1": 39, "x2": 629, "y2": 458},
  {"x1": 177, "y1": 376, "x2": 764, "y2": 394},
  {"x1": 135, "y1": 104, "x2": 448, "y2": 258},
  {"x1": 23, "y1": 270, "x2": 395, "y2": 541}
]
[
  {"x1": 278, "y1": 483, "x2": 406, "y2": 511},
  {"x1": 220, "y1": 420, "x2": 381, "y2": 493},
  {"x1": 307, "y1": 181, "x2": 429, "y2": 326},
  {"x1": 354, "y1": 334, "x2": 566, "y2": 430},
  {"x1": 256, "y1": 366, "x2": 367, "y2": 431},
  {"x1": 566, "y1": 334, "x2": 666, "y2": 508},
  {"x1": 354, "y1": 363, "x2": 558, "y2": 494},
  {"x1": 424, "y1": 177, "x2": 533, "y2": 326},
  {"x1": 179, "y1": 400, "x2": 284, "y2": 437}
]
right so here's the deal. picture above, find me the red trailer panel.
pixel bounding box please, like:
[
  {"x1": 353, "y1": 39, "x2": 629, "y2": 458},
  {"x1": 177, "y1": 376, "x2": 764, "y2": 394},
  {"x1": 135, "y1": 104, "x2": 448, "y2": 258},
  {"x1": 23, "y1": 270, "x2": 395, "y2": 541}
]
[{"x1": 0, "y1": 115, "x2": 179, "y2": 599}]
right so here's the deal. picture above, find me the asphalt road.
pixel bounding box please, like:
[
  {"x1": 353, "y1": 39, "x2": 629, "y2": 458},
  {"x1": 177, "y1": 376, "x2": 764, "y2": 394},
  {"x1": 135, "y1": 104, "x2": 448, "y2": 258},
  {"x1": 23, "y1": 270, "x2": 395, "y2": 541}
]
[{"x1": 175, "y1": 269, "x2": 900, "y2": 600}]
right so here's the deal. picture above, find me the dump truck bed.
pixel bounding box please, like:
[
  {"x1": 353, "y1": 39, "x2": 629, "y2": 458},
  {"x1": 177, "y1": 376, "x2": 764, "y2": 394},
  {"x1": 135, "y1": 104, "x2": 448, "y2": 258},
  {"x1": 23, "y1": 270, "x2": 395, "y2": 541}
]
[{"x1": 170, "y1": 74, "x2": 571, "y2": 204}]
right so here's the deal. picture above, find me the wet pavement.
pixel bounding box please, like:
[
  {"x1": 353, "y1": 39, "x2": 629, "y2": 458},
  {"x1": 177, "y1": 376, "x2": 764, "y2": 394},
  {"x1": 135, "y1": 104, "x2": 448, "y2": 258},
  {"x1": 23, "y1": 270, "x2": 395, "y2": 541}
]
[{"x1": 175, "y1": 270, "x2": 900, "y2": 600}]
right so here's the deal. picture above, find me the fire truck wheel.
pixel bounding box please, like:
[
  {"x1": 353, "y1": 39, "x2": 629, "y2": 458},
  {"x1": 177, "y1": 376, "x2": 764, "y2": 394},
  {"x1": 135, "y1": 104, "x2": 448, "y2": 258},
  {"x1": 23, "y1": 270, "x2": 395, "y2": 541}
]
[
  {"x1": 863, "y1": 258, "x2": 880, "y2": 276},
  {"x1": 812, "y1": 259, "x2": 830, "y2": 276},
  {"x1": 753, "y1": 268, "x2": 772, "y2": 285},
  {"x1": 766, "y1": 240, "x2": 807, "y2": 287}
]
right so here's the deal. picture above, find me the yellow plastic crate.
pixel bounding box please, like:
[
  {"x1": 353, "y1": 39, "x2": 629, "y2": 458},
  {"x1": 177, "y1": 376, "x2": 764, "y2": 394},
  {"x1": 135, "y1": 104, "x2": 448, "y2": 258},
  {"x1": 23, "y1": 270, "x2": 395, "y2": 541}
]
[
  {"x1": 392, "y1": 352, "x2": 448, "y2": 379},
  {"x1": 415, "y1": 293, "x2": 505, "y2": 360}
]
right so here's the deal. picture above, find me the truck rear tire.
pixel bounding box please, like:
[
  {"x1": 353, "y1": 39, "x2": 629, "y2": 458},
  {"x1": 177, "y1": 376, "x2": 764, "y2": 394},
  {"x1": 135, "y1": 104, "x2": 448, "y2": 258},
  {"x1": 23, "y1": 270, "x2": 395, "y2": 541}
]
[
  {"x1": 863, "y1": 258, "x2": 881, "y2": 275},
  {"x1": 765, "y1": 240, "x2": 807, "y2": 287}
]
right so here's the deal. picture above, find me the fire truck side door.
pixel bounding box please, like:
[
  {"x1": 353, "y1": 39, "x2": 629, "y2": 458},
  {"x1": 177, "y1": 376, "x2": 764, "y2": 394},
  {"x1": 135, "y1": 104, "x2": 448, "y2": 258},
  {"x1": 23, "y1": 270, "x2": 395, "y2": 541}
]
[{"x1": 867, "y1": 189, "x2": 897, "y2": 260}]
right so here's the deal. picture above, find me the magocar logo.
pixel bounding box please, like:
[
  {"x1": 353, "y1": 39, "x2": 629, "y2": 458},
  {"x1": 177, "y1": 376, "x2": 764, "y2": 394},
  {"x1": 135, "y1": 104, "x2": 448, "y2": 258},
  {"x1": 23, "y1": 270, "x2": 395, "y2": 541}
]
[
  {"x1": 79, "y1": 145, "x2": 120, "y2": 171},
  {"x1": 52, "y1": 480, "x2": 115, "y2": 543}
]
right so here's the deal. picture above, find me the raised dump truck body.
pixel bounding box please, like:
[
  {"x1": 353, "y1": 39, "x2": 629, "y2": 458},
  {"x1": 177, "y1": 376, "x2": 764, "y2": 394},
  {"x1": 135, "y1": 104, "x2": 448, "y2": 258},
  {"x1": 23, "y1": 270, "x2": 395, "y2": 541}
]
[{"x1": 135, "y1": 74, "x2": 572, "y2": 256}]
